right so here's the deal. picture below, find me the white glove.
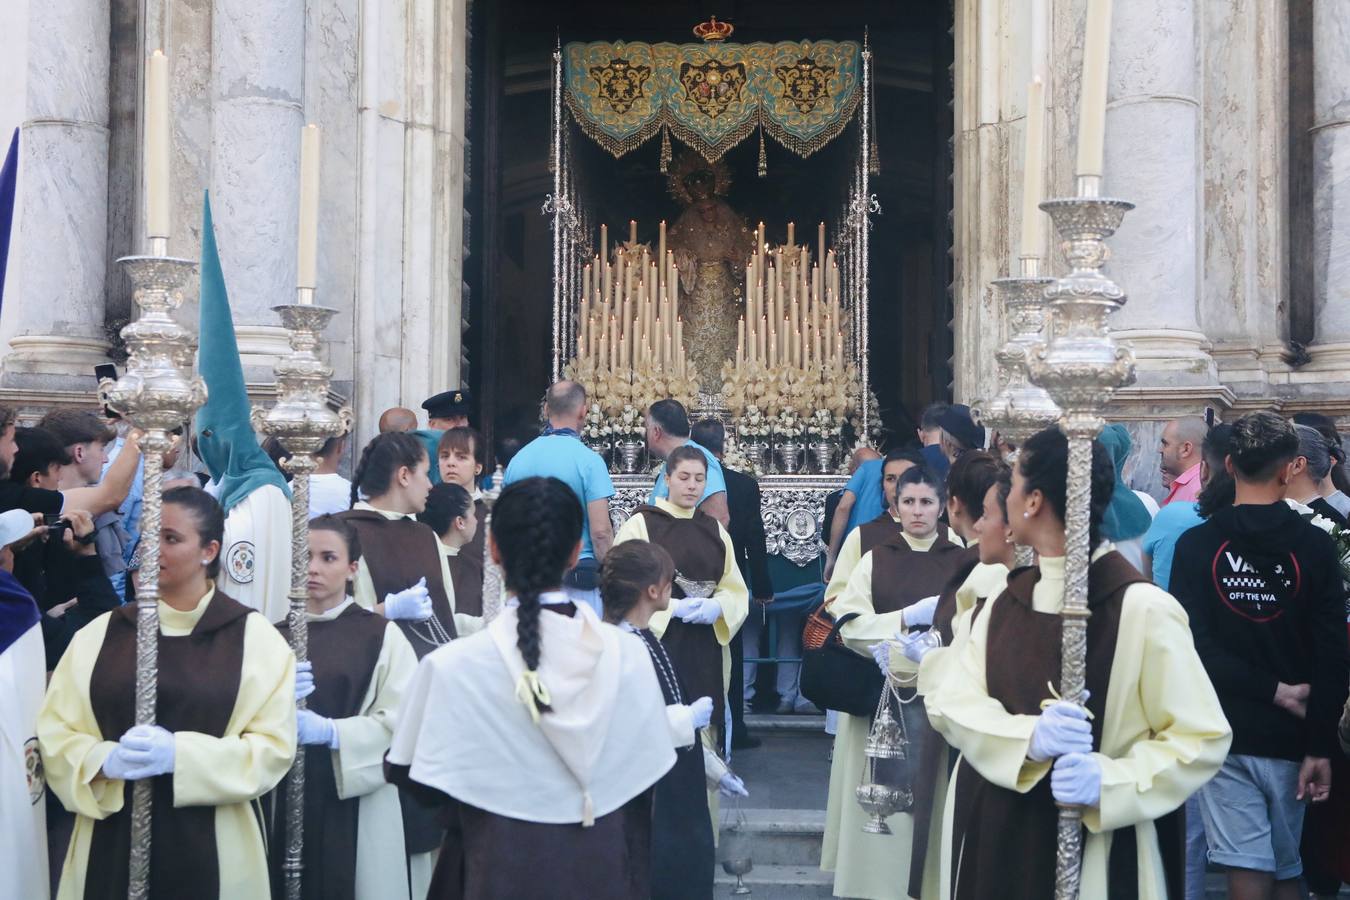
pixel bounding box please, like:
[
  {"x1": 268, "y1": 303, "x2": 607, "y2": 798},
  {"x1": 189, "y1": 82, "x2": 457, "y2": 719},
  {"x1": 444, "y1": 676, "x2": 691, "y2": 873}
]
[
  {"x1": 1028, "y1": 699, "x2": 1093, "y2": 762},
  {"x1": 900, "y1": 631, "x2": 937, "y2": 665},
  {"x1": 1051, "y1": 752, "x2": 1101, "y2": 806},
  {"x1": 903, "y1": 595, "x2": 940, "y2": 629},
  {"x1": 718, "y1": 772, "x2": 749, "y2": 798},
  {"x1": 295, "y1": 660, "x2": 315, "y2": 702},
  {"x1": 674, "y1": 597, "x2": 722, "y2": 626},
  {"x1": 102, "y1": 725, "x2": 176, "y2": 780},
  {"x1": 383, "y1": 578, "x2": 433, "y2": 621},
  {"x1": 297, "y1": 709, "x2": 339, "y2": 748},
  {"x1": 869, "y1": 641, "x2": 891, "y2": 674},
  {"x1": 688, "y1": 696, "x2": 714, "y2": 730}
]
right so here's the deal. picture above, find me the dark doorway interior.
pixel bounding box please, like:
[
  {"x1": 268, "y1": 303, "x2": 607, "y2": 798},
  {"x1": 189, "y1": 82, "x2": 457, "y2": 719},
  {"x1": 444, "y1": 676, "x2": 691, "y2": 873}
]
[{"x1": 466, "y1": 1, "x2": 954, "y2": 457}]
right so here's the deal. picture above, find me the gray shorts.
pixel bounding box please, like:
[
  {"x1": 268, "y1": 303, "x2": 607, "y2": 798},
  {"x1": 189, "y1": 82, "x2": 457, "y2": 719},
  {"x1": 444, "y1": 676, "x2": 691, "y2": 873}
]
[{"x1": 1197, "y1": 754, "x2": 1306, "y2": 879}]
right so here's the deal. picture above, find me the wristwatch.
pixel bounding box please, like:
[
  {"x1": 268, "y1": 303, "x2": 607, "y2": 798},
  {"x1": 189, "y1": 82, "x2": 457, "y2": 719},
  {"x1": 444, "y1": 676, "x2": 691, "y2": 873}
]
[{"x1": 76, "y1": 530, "x2": 97, "y2": 545}]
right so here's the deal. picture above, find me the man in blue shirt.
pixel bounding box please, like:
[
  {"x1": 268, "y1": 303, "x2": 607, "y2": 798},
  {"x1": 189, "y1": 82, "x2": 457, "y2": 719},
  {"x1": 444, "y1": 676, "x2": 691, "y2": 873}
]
[
  {"x1": 644, "y1": 399, "x2": 729, "y2": 526},
  {"x1": 504, "y1": 380, "x2": 615, "y2": 614}
]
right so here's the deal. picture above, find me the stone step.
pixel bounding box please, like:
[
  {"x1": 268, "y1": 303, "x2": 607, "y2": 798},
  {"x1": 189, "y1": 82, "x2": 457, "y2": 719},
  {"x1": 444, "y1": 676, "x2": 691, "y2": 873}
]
[
  {"x1": 712, "y1": 863, "x2": 834, "y2": 898},
  {"x1": 719, "y1": 808, "x2": 825, "y2": 867},
  {"x1": 745, "y1": 713, "x2": 828, "y2": 733}
]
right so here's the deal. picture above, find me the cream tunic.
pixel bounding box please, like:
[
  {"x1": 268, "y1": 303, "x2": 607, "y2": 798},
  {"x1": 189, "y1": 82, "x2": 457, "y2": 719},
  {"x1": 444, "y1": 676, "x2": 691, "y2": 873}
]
[
  {"x1": 309, "y1": 600, "x2": 420, "y2": 900},
  {"x1": 924, "y1": 548, "x2": 1232, "y2": 900},
  {"x1": 38, "y1": 590, "x2": 297, "y2": 900},
  {"x1": 826, "y1": 519, "x2": 964, "y2": 604},
  {"x1": 820, "y1": 532, "x2": 936, "y2": 900}
]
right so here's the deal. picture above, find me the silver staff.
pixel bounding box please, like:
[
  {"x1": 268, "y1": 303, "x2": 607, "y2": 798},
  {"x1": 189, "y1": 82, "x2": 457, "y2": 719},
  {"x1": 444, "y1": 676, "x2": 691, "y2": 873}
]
[
  {"x1": 100, "y1": 239, "x2": 207, "y2": 900},
  {"x1": 1028, "y1": 174, "x2": 1135, "y2": 900},
  {"x1": 255, "y1": 297, "x2": 352, "y2": 900}
]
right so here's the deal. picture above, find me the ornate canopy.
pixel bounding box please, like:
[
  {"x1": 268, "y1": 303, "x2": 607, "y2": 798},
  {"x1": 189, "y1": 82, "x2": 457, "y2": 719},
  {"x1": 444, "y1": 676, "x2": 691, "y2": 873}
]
[{"x1": 564, "y1": 40, "x2": 862, "y2": 162}]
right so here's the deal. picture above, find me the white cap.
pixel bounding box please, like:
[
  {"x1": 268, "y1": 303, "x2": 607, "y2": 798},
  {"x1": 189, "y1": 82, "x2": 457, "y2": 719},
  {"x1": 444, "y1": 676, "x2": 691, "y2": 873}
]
[{"x1": 0, "y1": 509, "x2": 36, "y2": 549}]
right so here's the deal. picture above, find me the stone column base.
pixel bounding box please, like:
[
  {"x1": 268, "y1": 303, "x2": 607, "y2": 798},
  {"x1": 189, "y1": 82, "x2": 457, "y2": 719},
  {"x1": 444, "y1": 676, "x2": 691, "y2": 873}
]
[
  {"x1": 1114, "y1": 329, "x2": 1217, "y2": 383},
  {"x1": 2, "y1": 334, "x2": 112, "y2": 385}
]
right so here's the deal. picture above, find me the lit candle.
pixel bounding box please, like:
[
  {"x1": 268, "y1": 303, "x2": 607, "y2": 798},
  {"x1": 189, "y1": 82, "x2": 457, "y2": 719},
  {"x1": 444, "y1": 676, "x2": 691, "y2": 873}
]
[
  {"x1": 787, "y1": 221, "x2": 795, "y2": 247},
  {"x1": 297, "y1": 124, "x2": 321, "y2": 293},
  {"x1": 817, "y1": 222, "x2": 825, "y2": 267},
  {"x1": 758, "y1": 221, "x2": 766, "y2": 254},
  {"x1": 1021, "y1": 76, "x2": 1046, "y2": 257},
  {"x1": 629, "y1": 219, "x2": 637, "y2": 244},
  {"x1": 758, "y1": 318, "x2": 767, "y2": 363},
  {"x1": 601, "y1": 224, "x2": 608, "y2": 257},
  {"x1": 812, "y1": 326, "x2": 822, "y2": 366},
  {"x1": 835, "y1": 330, "x2": 844, "y2": 363},
  {"x1": 737, "y1": 317, "x2": 745, "y2": 367},
  {"x1": 603, "y1": 262, "x2": 612, "y2": 307},
  {"x1": 658, "y1": 220, "x2": 667, "y2": 282},
  {"x1": 145, "y1": 50, "x2": 172, "y2": 241},
  {"x1": 1077, "y1": 0, "x2": 1113, "y2": 180}
]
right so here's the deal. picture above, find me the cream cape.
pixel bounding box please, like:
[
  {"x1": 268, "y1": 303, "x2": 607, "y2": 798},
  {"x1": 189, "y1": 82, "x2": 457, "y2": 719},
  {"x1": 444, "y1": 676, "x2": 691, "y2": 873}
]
[
  {"x1": 1, "y1": 614, "x2": 48, "y2": 899},
  {"x1": 388, "y1": 599, "x2": 675, "y2": 824},
  {"x1": 220, "y1": 483, "x2": 293, "y2": 623}
]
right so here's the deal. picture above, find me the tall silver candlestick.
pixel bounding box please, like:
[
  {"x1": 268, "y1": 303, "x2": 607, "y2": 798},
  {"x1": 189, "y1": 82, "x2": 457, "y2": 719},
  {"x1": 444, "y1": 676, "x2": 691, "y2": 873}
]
[
  {"x1": 480, "y1": 465, "x2": 505, "y2": 621},
  {"x1": 254, "y1": 296, "x2": 352, "y2": 900},
  {"x1": 1028, "y1": 177, "x2": 1135, "y2": 900},
  {"x1": 99, "y1": 251, "x2": 207, "y2": 900}
]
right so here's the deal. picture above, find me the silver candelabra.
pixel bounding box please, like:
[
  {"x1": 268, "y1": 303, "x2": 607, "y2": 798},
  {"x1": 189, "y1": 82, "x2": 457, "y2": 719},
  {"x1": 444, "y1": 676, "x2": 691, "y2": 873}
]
[
  {"x1": 254, "y1": 294, "x2": 352, "y2": 900},
  {"x1": 1027, "y1": 176, "x2": 1135, "y2": 900},
  {"x1": 99, "y1": 243, "x2": 207, "y2": 900}
]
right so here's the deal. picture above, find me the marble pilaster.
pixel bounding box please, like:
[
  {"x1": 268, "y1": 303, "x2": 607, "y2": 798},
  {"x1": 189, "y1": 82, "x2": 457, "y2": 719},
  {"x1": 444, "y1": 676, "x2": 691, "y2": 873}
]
[
  {"x1": 1308, "y1": 0, "x2": 1350, "y2": 376},
  {"x1": 0, "y1": 0, "x2": 112, "y2": 386},
  {"x1": 209, "y1": 0, "x2": 304, "y2": 366}
]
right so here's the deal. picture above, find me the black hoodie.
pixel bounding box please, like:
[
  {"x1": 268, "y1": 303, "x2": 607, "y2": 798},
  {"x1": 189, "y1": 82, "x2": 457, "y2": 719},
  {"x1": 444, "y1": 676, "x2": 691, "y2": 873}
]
[{"x1": 1170, "y1": 501, "x2": 1348, "y2": 760}]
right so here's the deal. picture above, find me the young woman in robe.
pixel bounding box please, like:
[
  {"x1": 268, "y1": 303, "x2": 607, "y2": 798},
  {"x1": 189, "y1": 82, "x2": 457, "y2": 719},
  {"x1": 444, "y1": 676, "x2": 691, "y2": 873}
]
[
  {"x1": 387, "y1": 476, "x2": 677, "y2": 900},
  {"x1": 601, "y1": 540, "x2": 718, "y2": 900},
  {"x1": 906, "y1": 452, "x2": 1012, "y2": 900},
  {"x1": 265, "y1": 515, "x2": 418, "y2": 900},
  {"x1": 436, "y1": 427, "x2": 487, "y2": 613},
  {"x1": 38, "y1": 486, "x2": 297, "y2": 899},
  {"x1": 612, "y1": 445, "x2": 749, "y2": 754},
  {"x1": 919, "y1": 426, "x2": 1232, "y2": 900},
  {"x1": 420, "y1": 482, "x2": 483, "y2": 622},
  {"x1": 337, "y1": 432, "x2": 462, "y2": 893},
  {"x1": 820, "y1": 466, "x2": 971, "y2": 900}
]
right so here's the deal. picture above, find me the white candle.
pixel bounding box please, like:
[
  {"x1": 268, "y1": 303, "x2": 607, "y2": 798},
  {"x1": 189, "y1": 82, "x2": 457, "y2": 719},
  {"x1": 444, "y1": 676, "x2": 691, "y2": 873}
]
[
  {"x1": 601, "y1": 224, "x2": 608, "y2": 258},
  {"x1": 1020, "y1": 77, "x2": 1046, "y2": 258},
  {"x1": 297, "y1": 124, "x2": 321, "y2": 293},
  {"x1": 787, "y1": 221, "x2": 795, "y2": 247},
  {"x1": 1076, "y1": 0, "x2": 1113, "y2": 179},
  {"x1": 658, "y1": 220, "x2": 667, "y2": 284},
  {"x1": 817, "y1": 222, "x2": 825, "y2": 267},
  {"x1": 145, "y1": 50, "x2": 172, "y2": 241},
  {"x1": 629, "y1": 219, "x2": 637, "y2": 244}
]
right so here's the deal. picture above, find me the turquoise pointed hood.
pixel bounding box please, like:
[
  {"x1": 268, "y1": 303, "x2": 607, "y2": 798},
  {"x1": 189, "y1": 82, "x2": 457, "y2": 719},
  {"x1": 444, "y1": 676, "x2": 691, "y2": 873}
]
[{"x1": 194, "y1": 192, "x2": 291, "y2": 513}]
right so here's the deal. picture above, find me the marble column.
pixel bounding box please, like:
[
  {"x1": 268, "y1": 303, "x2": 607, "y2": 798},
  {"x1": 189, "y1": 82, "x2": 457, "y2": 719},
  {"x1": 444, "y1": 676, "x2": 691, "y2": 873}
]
[
  {"x1": 209, "y1": 0, "x2": 305, "y2": 367},
  {"x1": 1103, "y1": 0, "x2": 1215, "y2": 385},
  {"x1": 0, "y1": 0, "x2": 112, "y2": 386},
  {"x1": 1309, "y1": 0, "x2": 1350, "y2": 375}
]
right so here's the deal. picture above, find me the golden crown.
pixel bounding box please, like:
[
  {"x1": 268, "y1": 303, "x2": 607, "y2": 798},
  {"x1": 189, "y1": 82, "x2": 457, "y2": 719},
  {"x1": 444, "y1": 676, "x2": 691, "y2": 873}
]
[{"x1": 693, "y1": 16, "x2": 734, "y2": 42}]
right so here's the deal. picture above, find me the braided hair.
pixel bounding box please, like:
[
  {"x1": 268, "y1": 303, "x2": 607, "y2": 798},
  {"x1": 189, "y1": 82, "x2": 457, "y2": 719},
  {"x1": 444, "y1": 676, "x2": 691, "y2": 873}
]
[
  {"x1": 349, "y1": 432, "x2": 427, "y2": 508},
  {"x1": 600, "y1": 541, "x2": 675, "y2": 624},
  {"x1": 491, "y1": 477, "x2": 584, "y2": 713}
]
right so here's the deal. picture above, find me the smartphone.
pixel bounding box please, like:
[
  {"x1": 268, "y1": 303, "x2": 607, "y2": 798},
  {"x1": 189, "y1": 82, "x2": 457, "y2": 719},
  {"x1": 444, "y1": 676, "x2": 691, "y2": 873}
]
[{"x1": 95, "y1": 364, "x2": 122, "y2": 420}]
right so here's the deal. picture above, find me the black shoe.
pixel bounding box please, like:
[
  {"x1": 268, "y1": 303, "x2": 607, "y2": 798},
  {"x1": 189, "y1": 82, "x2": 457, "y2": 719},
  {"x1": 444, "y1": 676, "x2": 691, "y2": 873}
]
[{"x1": 731, "y1": 734, "x2": 762, "y2": 750}]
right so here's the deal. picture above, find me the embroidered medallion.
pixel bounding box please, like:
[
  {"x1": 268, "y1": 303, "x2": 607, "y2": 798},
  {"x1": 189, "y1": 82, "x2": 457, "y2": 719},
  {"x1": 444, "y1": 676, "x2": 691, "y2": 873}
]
[
  {"x1": 775, "y1": 55, "x2": 834, "y2": 113},
  {"x1": 678, "y1": 60, "x2": 746, "y2": 119},
  {"x1": 226, "y1": 540, "x2": 256, "y2": 585},
  {"x1": 24, "y1": 737, "x2": 44, "y2": 805},
  {"x1": 589, "y1": 58, "x2": 652, "y2": 114}
]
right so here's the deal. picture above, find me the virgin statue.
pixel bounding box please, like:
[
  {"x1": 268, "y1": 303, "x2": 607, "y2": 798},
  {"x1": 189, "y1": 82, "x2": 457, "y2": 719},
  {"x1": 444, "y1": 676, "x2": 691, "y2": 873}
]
[{"x1": 667, "y1": 153, "x2": 754, "y2": 394}]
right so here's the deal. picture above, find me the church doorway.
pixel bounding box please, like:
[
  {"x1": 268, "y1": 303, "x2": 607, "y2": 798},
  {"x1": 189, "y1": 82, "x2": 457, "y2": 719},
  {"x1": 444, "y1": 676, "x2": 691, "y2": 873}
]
[{"x1": 465, "y1": 1, "x2": 954, "y2": 456}]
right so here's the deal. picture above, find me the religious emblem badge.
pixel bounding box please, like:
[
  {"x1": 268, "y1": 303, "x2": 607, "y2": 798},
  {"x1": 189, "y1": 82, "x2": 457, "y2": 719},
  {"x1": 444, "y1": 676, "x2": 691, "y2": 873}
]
[
  {"x1": 775, "y1": 55, "x2": 834, "y2": 113},
  {"x1": 226, "y1": 540, "x2": 256, "y2": 584},
  {"x1": 679, "y1": 60, "x2": 747, "y2": 119},
  {"x1": 454, "y1": 392, "x2": 463, "y2": 403},
  {"x1": 589, "y1": 58, "x2": 652, "y2": 114},
  {"x1": 24, "y1": 737, "x2": 45, "y2": 805}
]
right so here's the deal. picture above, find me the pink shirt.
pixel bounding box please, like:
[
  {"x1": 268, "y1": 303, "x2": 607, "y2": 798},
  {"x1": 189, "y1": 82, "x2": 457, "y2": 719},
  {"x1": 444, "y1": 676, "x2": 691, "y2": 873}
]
[{"x1": 1162, "y1": 462, "x2": 1202, "y2": 506}]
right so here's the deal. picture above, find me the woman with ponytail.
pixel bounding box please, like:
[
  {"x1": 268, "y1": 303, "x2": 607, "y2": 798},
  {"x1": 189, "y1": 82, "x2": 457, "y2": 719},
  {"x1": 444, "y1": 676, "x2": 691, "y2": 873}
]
[
  {"x1": 387, "y1": 476, "x2": 676, "y2": 900},
  {"x1": 917, "y1": 426, "x2": 1231, "y2": 900}
]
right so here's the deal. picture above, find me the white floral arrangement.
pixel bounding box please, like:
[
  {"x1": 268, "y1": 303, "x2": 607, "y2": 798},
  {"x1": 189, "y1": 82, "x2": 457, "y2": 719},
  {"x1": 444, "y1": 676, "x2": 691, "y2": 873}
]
[
  {"x1": 721, "y1": 438, "x2": 761, "y2": 477},
  {"x1": 772, "y1": 408, "x2": 805, "y2": 441},
  {"x1": 805, "y1": 408, "x2": 843, "y2": 440},
  {"x1": 612, "y1": 404, "x2": 646, "y2": 442},
  {"x1": 581, "y1": 403, "x2": 611, "y2": 444},
  {"x1": 737, "y1": 404, "x2": 771, "y2": 442}
]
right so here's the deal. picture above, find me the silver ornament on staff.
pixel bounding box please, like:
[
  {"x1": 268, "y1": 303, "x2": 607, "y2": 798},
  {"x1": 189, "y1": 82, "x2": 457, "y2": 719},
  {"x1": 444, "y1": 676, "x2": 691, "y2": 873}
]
[
  {"x1": 977, "y1": 254, "x2": 1059, "y2": 569},
  {"x1": 480, "y1": 465, "x2": 506, "y2": 622},
  {"x1": 1027, "y1": 174, "x2": 1135, "y2": 900},
  {"x1": 254, "y1": 296, "x2": 353, "y2": 900},
  {"x1": 99, "y1": 244, "x2": 207, "y2": 900}
]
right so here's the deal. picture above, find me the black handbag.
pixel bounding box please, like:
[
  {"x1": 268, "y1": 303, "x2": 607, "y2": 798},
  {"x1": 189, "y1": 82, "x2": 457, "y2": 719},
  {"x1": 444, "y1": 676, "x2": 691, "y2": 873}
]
[{"x1": 799, "y1": 607, "x2": 884, "y2": 717}]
